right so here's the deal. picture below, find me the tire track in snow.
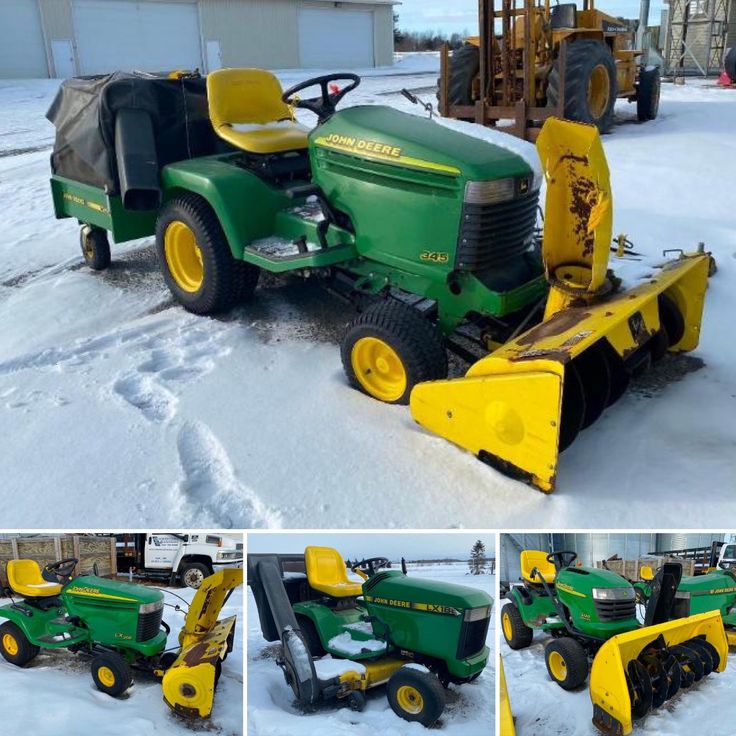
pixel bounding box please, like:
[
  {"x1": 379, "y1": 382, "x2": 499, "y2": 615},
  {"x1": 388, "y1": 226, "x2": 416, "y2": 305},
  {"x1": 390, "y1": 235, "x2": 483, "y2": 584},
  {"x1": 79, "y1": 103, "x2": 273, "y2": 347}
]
[{"x1": 171, "y1": 420, "x2": 282, "y2": 529}]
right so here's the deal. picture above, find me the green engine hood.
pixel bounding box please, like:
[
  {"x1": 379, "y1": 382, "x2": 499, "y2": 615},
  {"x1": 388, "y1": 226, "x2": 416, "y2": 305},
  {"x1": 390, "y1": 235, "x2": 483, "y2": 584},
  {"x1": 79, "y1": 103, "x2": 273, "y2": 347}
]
[
  {"x1": 679, "y1": 571, "x2": 736, "y2": 595},
  {"x1": 312, "y1": 105, "x2": 533, "y2": 182},
  {"x1": 364, "y1": 570, "x2": 492, "y2": 612},
  {"x1": 556, "y1": 566, "x2": 632, "y2": 595},
  {"x1": 64, "y1": 575, "x2": 164, "y2": 606}
]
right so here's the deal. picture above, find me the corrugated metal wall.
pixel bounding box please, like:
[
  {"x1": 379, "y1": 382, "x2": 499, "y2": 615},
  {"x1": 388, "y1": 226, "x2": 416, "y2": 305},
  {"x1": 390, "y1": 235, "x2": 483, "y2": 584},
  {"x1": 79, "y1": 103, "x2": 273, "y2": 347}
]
[
  {"x1": 501, "y1": 533, "x2": 552, "y2": 583},
  {"x1": 654, "y1": 532, "x2": 727, "y2": 551}
]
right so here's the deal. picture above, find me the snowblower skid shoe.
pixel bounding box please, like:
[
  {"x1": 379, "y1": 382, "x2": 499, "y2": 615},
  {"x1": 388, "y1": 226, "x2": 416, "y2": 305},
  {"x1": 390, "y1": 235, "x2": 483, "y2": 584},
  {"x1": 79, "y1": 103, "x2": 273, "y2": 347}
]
[
  {"x1": 410, "y1": 118, "x2": 711, "y2": 492},
  {"x1": 161, "y1": 568, "x2": 242, "y2": 718},
  {"x1": 589, "y1": 611, "x2": 728, "y2": 736}
]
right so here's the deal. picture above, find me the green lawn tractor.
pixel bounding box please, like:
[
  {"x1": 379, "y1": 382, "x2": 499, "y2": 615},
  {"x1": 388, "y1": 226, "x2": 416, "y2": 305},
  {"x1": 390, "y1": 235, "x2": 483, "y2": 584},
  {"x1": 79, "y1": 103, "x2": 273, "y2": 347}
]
[
  {"x1": 501, "y1": 549, "x2": 727, "y2": 735},
  {"x1": 636, "y1": 562, "x2": 736, "y2": 648},
  {"x1": 47, "y1": 68, "x2": 712, "y2": 492},
  {"x1": 248, "y1": 546, "x2": 492, "y2": 726},
  {"x1": 0, "y1": 558, "x2": 241, "y2": 718}
]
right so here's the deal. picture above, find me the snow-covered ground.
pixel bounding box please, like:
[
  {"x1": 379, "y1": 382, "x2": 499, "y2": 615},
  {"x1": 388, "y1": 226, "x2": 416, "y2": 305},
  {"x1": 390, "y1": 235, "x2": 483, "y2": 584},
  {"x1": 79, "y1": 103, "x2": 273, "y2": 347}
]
[
  {"x1": 0, "y1": 583, "x2": 243, "y2": 735},
  {"x1": 0, "y1": 55, "x2": 734, "y2": 527},
  {"x1": 500, "y1": 600, "x2": 736, "y2": 736},
  {"x1": 247, "y1": 562, "x2": 495, "y2": 736}
]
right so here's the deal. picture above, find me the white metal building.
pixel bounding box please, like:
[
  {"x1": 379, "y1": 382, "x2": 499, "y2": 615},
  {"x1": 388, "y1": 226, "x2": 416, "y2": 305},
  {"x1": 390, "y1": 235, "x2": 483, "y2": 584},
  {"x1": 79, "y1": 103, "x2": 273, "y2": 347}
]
[{"x1": 0, "y1": 0, "x2": 397, "y2": 79}]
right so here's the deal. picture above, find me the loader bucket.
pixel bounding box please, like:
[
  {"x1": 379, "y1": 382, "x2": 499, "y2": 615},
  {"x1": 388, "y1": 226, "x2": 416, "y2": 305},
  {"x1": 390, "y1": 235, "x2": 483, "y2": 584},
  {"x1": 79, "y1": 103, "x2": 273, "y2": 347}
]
[
  {"x1": 589, "y1": 611, "x2": 728, "y2": 736},
  {"x1": 410, "y1": 118, "x2": 710, "y2": 492},
  {"x1": 162, "y1": 568, "x2": 242, "y2": 718}
]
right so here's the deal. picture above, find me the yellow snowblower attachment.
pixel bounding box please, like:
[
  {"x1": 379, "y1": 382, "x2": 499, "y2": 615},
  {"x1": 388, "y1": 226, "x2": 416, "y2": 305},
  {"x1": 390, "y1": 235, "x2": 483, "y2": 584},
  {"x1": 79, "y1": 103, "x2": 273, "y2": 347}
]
[
  {"x1": 590, "y1": 611, "x2": 728, "y2": 735},
  {"x1": 410, "y1": 118, "x2": 710, "y2": 492},
  {"x1": 500, "y1": 657, "x2": 516, "y2": 736},
  {"x1": 161, "y1": 568, "x2": 243, "y2": 718}
]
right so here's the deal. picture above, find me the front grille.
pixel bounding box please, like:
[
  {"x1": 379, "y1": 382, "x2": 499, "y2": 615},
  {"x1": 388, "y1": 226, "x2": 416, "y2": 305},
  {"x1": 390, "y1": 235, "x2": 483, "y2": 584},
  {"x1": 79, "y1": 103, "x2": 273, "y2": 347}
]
[
  {"x1": 136, "y1": 608, "x2": 163, "y2": 642},
  {"x1": 594, "y1": 599, "x2": 637, "y2": 622},
  {"x1": 456, "y1": 190, "x2": 539, "y2": 272},
  {"x1": 457, "y1": 615, "x2": 490, "y2": 659}
]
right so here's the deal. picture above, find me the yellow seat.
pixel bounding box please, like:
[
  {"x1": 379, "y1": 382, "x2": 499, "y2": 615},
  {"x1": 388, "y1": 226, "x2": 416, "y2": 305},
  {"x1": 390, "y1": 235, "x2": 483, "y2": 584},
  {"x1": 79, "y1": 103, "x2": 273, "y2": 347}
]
[
  {"x1": 305, "y1": 546, "x2": 363, "y2": 598},
  {"x1": 207, "y1": 68, "x2": 309, "y2": 155},
  {"x1": 7, "y1": 560, "x2": 62, "y2": 598},
  {"x1": 520, "y1": 550, "x2": 557, "y2": 584}
]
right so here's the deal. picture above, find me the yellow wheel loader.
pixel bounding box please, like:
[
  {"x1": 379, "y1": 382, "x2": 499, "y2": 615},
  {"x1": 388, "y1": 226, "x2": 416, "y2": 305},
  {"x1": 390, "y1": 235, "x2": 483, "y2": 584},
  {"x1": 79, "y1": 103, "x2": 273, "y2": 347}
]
[{"x1": 410, "y1": 117, "x2": 711, "y2": 492}]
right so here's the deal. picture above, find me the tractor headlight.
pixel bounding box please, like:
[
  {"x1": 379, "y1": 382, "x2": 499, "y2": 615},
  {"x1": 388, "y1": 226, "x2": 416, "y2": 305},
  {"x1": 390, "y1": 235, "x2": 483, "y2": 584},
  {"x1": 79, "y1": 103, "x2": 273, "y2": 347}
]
[
  {"x1": 465, "y1": 178, "x2": 515, "y2": 204},
  {"x1": 592, "y1": 587, "x2": 636, "y2": 601},
  {"x1": 464, "y1": 605, "x2": 491, "y2": 622},
  {"x1": 139, "y1": 599, "x2": 164, "y2": 615}
]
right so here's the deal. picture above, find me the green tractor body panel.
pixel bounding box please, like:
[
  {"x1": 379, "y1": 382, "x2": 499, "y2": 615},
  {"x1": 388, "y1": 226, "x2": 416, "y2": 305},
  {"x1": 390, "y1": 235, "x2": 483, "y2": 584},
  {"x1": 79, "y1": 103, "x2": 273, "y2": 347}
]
[
  {"x1": 0, "y1": 602, "x2": 89, "y2": 648},
  {"x1": 676, "y1": 571, "x2": 736, "y2": 620},
  {"x1": 507, "y1": 586, "x2": 562, "y2": 630}
]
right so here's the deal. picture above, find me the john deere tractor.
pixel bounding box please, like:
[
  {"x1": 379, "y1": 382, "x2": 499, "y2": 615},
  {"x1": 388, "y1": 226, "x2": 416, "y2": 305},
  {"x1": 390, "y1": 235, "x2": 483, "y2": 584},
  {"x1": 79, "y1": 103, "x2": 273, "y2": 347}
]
[
  {"x1": 248, "y1": 546, "x2": 492, "y2": 727},
  {"x1": 47, "y1": 68, "x2": 711, "y2": 492},
  {"x1": 0, "y1": 557, "x2": 241, "y2": 718},
  {"x1": 501, "y1": 550, "x2": 728, "y2": 735}
]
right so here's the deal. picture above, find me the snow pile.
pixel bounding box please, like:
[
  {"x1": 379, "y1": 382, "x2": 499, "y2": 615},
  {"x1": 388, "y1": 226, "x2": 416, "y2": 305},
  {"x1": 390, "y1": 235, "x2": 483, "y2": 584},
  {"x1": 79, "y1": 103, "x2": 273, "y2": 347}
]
[
  {"x1": 0, "y1": 584, "x2": 243, "y2": 736},
  {"x1": 328, "y1": 631, "x2": 387, "y2": 656},
  {"x1": 248, "y1": 563, "x2": 495, "y2": 736}
]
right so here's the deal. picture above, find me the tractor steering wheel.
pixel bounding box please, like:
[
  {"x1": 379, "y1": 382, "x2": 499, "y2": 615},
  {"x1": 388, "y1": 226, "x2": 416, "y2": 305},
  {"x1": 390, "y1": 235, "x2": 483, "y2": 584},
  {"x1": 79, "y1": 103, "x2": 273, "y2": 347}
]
[
  {"x1": 547, "y1": 550, "x2": 578, "y2": 571},
  {"x1": 351, "y1": 557, "x2": 390, "y2": 579},
  {"x1": 44, "y1": 557, "x2": 79, "y2": 585},
  {"x1": 282, "y1": 73, "x2": 361, "y2": 123}
]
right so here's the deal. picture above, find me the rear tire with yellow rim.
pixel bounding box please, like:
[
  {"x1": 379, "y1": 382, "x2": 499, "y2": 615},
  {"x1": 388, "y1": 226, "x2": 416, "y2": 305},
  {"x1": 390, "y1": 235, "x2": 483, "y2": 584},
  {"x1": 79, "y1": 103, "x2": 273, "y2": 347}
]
[
  {"x1": 79, "y1": 225, "x2": 111, "y2": 271},
  {"x1": 387, "y1": 666, "x2": 446, "y2": 726},
  {"x1": 0, "y1": 621, "x2": 39, "y2": 666},
  {"x1": 501, "y1": 602, "x2": 534, "y2": 650},
  {"x1": 341, "y1": 300, "x2": 447, "y2": 405},
  {"x1": 544, "y1": 637, "x2": 589, "y2": 690},
  {"x1": 155, "y1": 193, "x2": 259, "y2": 315},
  {"x1": 91, "y1": 651, "x2": 133, "y2": 697}
]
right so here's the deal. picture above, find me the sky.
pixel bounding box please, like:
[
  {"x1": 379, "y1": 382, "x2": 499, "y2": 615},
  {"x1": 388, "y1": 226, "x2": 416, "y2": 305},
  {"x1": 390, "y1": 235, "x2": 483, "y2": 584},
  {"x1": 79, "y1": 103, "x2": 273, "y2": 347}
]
[
  {"x1": 394, "y1": 0, "x2": 666, "y2": 35},
  {"x1": 247, "y1": 532, "x2": 496, "y2": 560}
]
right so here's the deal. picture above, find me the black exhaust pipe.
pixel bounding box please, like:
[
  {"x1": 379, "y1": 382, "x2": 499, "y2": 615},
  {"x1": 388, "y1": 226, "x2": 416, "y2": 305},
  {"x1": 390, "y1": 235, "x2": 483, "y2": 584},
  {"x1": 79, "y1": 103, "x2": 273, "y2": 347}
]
[{"x1": 114, "y1": 107, "x2": 161, "y2": 211}]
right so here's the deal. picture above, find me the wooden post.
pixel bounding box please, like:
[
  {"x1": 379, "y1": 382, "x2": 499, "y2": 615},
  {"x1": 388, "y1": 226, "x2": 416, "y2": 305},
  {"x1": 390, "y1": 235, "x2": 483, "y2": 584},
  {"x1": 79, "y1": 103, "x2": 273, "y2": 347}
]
[
  {"x1": 478, "y1": 0, "x2": 488, "y2": 123},
  {"x1": 53, "y1": 535, "x2": 62, "y2": 563},
  {"x1": 110, "y1": 536, "x2": 117, "y2": 577},
  {"x1": 439, "y1": 43, "x2": 450, "y2": 118},
  {"x1": 10, "y1": 537, "x2": 18, "y2": 560},
  {"x1": 72, "y1": 535, "x2": 81, "y2": 576}
]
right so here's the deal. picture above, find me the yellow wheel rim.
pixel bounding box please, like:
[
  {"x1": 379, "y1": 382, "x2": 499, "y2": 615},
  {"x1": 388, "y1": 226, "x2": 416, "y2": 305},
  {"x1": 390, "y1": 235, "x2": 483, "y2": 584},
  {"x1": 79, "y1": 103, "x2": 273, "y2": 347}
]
[
  {"x1": 2, "y1": 633, "x2": 18, "y2": 656},
  {"x1": 502, "y1": 610, "x2": 513, "y2": 642},
  {"x1": 351, "y1": 336, "x2": 407, "y2": 402},
  {"x1": 98, "y1": 666, "x2": 117, "y2": 688},
  {"x1": 164, "y1": 220, "x2": 204, "y2": 293},
  {"x1": 548, "y1": 651, "x2": 567, "y2": 682},
  {"x1": 396, "y1": 684, "x2": 424, "y2": 715},
  {"x1": 587, "y1": 64, "x2": 610, "y2": 119}
]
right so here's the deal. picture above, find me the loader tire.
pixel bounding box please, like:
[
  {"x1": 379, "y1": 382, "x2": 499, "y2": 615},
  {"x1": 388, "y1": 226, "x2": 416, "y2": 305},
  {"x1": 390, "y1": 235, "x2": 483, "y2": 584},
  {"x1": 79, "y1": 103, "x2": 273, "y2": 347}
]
[
  {"x1": 80, "y1": 225, "x2": 111, "y2": 271},
  {"x1": 296, "y1": 615, "x2": 326, "y2": 657},
  {"x1": 91, "y1": 652, "x2": 133, "y2": 697},
  {"x1": 155, "y1": 193, "x2": 240, "y2": 315},
  {"x1": 547, "y1": 40, "x2": 617, "y2": 132},
  {"x1": 341, "y1": 300, "x2": 448, "y2": 405},
  {"x1": 439, "y1": 43, "x2": 480, "y2": 119},
  {"x1": 636, "y1": 67, "x2": 661, "y2": 121},
  {"x1": 180, "y1": 562, "x2": 211, "y2": 589},
  {"x1": 545, "y1": 637, "x2": 589, "y2": 690},
  {"x1": 0, "y1": 621, "x2": 39, "y2": 666},
  {"x1": 501, "y1": 603, "x2": 534, "y2": 650},
  {"x1": 387, "y1": 667, "x2": 446, "y2": 726}
]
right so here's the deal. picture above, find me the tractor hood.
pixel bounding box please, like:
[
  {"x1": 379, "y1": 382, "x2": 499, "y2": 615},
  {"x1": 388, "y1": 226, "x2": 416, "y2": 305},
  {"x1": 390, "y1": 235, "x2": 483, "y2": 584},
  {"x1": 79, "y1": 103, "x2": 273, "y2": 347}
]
[
  {"x1": 312, "y1": 105, "x2": 534, "y2": 183},
  {"x1": 64, "y1": 575, "x2": 164, "y2": 606},
  {"x1": 363, "y1": 570, "x2": 492, "y2": 613},
  {"x1": 556, "y1": 566, "x2": 633, "y2": 595},
  {"x1": 679, "y1": 571, "x2": 736, "y2": 596}
]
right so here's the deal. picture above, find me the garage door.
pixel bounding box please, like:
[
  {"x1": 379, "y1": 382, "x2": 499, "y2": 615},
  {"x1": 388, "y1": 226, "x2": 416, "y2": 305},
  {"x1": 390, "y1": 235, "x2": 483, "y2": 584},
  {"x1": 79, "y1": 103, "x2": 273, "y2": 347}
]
[
  {"x1": 74, "y1": 0, "x2": 202, "y2": 75},
  {"x1": 0, "y1": 0, "x2": 48, "y2": 78},
  {"x1": 298, "y1": 8, "x2": 374, "y2": 68}
]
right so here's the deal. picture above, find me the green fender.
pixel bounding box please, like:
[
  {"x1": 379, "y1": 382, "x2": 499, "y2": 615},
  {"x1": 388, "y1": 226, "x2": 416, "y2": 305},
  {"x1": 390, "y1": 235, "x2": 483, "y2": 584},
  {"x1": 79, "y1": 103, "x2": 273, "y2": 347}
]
[
  {"x1": 506, "y1": 586, "x2": 560, "y2": 631},
  {"x1": 0, "y1": 603, "x2": 64, "y2": 647}
]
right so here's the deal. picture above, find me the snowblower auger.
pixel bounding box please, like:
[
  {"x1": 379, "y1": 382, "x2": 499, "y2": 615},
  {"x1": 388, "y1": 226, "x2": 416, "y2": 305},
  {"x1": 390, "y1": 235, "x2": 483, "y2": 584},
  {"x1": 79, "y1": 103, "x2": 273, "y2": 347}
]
[
  {"x1": 589, "y1": 611, "x2": 728, "y2": 736},
  {"x1": 161, "y1": 568, "x2": 242, "y2": 718},
  {"x1": 410, "y1": 118, "x2": 710, "y2": 492}
]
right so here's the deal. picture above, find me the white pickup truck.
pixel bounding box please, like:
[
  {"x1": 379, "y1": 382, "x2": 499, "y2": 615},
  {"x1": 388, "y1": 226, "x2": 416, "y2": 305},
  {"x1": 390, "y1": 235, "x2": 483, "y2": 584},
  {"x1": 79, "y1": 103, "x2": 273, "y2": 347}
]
[{"x1": 116, "y1": 532, "x2": 243, "y2": 588}]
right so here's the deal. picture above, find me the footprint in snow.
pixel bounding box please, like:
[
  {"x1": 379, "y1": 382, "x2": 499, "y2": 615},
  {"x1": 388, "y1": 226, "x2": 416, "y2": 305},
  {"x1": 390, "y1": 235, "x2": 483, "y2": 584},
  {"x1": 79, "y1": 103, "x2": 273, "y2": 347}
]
[
  {"x1": 113, "y1": 372, "x2": 178, "y2": 423},
  {"x1": 173, "y1": 420, "x2": 282, "y2": 529}
]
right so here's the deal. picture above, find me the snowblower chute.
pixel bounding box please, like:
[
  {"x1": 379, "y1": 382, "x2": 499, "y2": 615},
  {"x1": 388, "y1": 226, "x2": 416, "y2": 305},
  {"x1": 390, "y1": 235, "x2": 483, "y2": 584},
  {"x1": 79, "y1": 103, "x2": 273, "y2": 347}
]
[
  {"x1": 410, "y1": 118, "x2": 710, "y2": 491},
  {"x1": 161, "y1": 568, "x2": 242, "y2": 718},
  {"x1": 590, "y1": 611, "x2": 727, "y2": 735}
]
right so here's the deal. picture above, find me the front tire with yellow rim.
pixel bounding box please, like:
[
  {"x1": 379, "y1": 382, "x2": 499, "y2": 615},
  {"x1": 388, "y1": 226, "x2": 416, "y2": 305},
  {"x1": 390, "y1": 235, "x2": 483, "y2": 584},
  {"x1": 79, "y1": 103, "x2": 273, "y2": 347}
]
[
  {"x1": 544, "y1": 637, "x2": 589, "y2": 691},
  {"x1": 387, "y1": 667, "x2": 445, "y2": 726},
  {"x1": 79, "y1": 225, "x2": 111, "y2": 271},
  {"x1": 0, "y1": 621, "x2": 39, "y2": 666},
  {"x1": 501, "y1": 602, "x2": 533, "y2": 650},
  {"x1": 91, "y1": 652, "x2": 133, "y2": 697},
  {"x1": 155, "y1": 193, "x2": 259, "y2": 315},
  {"x1": 547, "y1": 39, "x2": 617, "y2": 133},
  {"x1": 341, "y1": 301, "x2": 447, "y2": 405}
]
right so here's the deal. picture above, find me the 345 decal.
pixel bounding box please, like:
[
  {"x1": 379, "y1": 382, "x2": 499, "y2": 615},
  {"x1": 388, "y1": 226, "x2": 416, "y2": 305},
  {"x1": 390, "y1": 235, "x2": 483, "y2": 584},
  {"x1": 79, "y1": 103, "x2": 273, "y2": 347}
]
[{"x1": 420, "y1": 251, "x2": 449, "y2": 264}]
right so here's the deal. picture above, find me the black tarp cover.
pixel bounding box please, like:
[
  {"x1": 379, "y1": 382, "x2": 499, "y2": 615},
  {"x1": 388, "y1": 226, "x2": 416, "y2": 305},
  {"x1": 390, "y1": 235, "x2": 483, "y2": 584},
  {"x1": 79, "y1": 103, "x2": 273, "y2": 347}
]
[{"x1": 46, "y1": 72, "x2": 221, "y2": 194}]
